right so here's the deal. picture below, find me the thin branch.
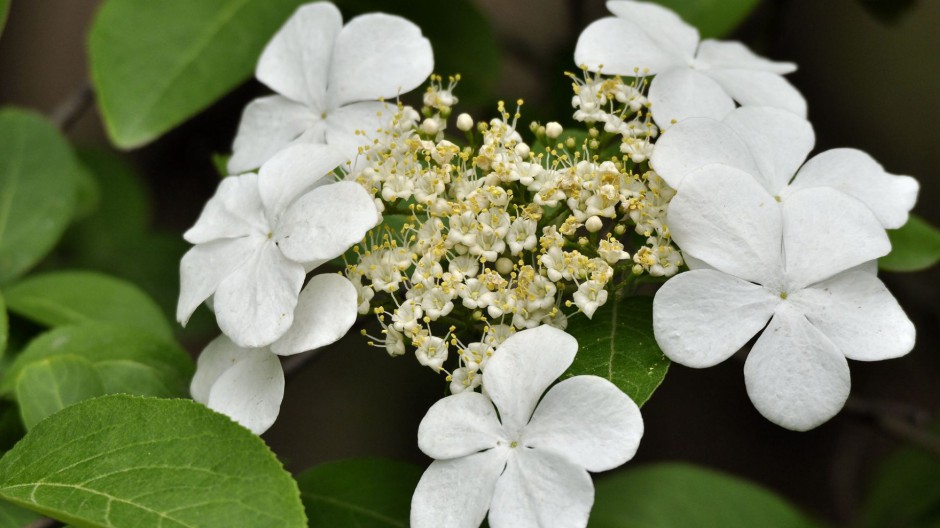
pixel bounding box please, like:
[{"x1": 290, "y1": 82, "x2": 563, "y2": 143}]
[
  {"x1": 844, "y1": 397, "x2": 940, "y2": 458},
  {"x1": 49, "y1": 82, "x2": 94, "y2": 132}
]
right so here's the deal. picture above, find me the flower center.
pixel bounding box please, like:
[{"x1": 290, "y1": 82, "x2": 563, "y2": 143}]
[
  {"x1": 779, "y1": 291, "x2": 788, "y2": 300},
  {"x1": 510, "y1": 441, "x2": 518, "y2": 448}
]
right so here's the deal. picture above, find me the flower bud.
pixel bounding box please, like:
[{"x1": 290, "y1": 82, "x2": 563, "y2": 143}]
[
  {"x1": 456, "y1": 113, "x2": 474, "y2": 132},
  {"x1": 546, "y1": 121, "x2": 563, "y2": 139}
]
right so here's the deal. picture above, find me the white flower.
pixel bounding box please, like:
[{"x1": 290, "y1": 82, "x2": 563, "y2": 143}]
[
  {"x1": 228, "y1": 2, "x2": 434, "y2": 173},
  {"x1": 574, "y1": 0, "x2": 805, "y2": 127},
  {"x1": 177, "y1": 144, "x2": 379, "y2": 347},
  {"x1": 410, "y1": 325, "x2": 644, "y2": 528},
  {"x1": 652, "y1": 168, "x2": 915, "y2": 430},
  {"x1": 650, "y1": 106, "x2": 920, "y2": 228},
  {"x1": 191, "y1": 274, "x2": 359, "y2": 434}
]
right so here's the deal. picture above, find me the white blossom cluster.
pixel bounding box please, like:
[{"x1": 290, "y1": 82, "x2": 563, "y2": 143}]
[{"x1": 342, "y1": 81, "x2": 684, "y2": 391}]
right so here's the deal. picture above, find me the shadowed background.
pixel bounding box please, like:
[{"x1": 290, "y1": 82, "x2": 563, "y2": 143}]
[{"x1": 1, "y1": 0, "x2": 937, "y2": 525}]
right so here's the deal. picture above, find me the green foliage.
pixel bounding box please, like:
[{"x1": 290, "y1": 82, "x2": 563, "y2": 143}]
[
  {"x1": 0, "y1": 0, "x2": 8, "y2": 38},
  {"x1": 341, "y1": 0, "x2": 501, "y2": 107},
  {"x1": 0, "y1": 292, "x2": 6, "y2": 358},
  {"x1": 0, "y1": 395, "x2": 307, "y2": 527},
  {"x1": 0, "y1": 323, "x2": 194, "y2": 425},
  {"x1": 0, "y1": 109, "x2": 85, "y2": 284},
  {"x1": 4, "y1": 271, "x2": 173, "y2": 340},
  {"x1": 862, "y1": 425, "x2": 940, "y2": 528},
  {"x1": 298, "y1": 458, "x2": 423, "y2": 527},
  {"x1": 563, "y1": 296, "x2": 670, "y2": 407},
  {"x1": 650, "y1": 0, "x2": 761, "y2": 39},
  {"x1": 879, "y1": 214, "x2": 940, "y2": 272},
  {"x1": 0, "y1": 500, "x2": 41, "y2": 528},
  {"x1": 89, "y1": 0, "x2": 313, "y2": 148},
  {"x1": 591, "y1": 463, "x2": 818, "y2": 528}
]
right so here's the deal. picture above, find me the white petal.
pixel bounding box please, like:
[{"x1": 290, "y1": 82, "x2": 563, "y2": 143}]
[
  {"x1": 190, "y1": 334, "x2": 245, "y2": 405},
  {"x1": 275, "y1": 180, "x2": 379, "y2": 264},
  {"x1": 324, "y1": 101, "x2": 397, "y2": 154},
  {"x1": 682, "y1": 252, "x2": 713, "y2": 271},
  {"x1": 787, "y1": 148, "x2": 919, "y2": 229},
  {"x1": 206, "y1": 346, "x2": 284, "y2": 435},
  {"x1": 523, "y1": 376, "x2": 643, "y2": 472},
  {"x1": 649, "y1": 117, "x2": 758, "y2": 189},
  {"x1": 258, "y1": 143, "x2": 349, "y2": 223},
  {"x1": 667, "y1": 165, "x2": 785, "y2": 289},
  {"x1": 782, "y1": 187, "x2": 890, "y2": 290},
  {"x1": 789, "y1": 270, "x2": 915, "y2": 361},
  {"x1": 606, "y1": 0, "x2": 699, "y2": 61},
  {"x1": 183, "y1": 173, "x2": 267, "y2": 244},
  {"x1": 410, "y1": 449, "x2": 508, "y2": 528},
  {"x1": 648, "y1": 68, "x2": 736, "y2": 128},
  {"x1": 653, "y1": 270, "x2": 779, "y2": 367},
  {"x1": 213, "y1": 241, "x2": 305, "y2": 348},
  {"x1": 417, "y1": 392, "x2": 507, "y2": 460},
  {"x1": 722, "y1": 106, "x2": 815, "y2": 195},
  {"x1": 255, "y1": 3, "x2": 341, "y2": 109},
  {"x1": 702, "y1": 68, "x2": 807, "y2": 117},
  {"x1": 573, "y1": 17, "x2": 683, "y2": 75},
  {"x1": 483, "y1": 326, "x2": 577, "y2": 434},
  {"x1": 744, "y1": 303, "x2": 850, "y2": 431},
  {"x1": 696, "y1": 40, "x2": 797, "y2": 74},
  {"x1": 270, "y1": 274, "x2": 358, "y2": 356},
  {"x1": 326, "y1": 13, "x2": 433, "y2": 108},
  {"x1": 227, "y1": 95, "x2": 318, "y2": 174},
  {"x1": 488, "y1": 449, "x2": 593, "y2": 528},
  {"x1": 177, "y1": 237, "x2": 258, "y2": 326}
]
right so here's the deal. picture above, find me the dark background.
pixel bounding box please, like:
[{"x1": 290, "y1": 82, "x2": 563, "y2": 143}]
[{"x1": 1, "y1": 0, "x2": 938, "y2": 525}]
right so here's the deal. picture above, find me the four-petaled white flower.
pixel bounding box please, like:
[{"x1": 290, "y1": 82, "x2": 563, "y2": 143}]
[
  {"x1": 575, "y1": 0, "x2": 805, "y2": 127},
  {"x1": 227, "y1": 2, "x2": 434, "y2": 173},
  {"x1": 650, "y1": 106, "x2": 919, "y2": 229},
  {"x1": 411, "y1": 325, "x2": 644, "y2": 528},
  {"x1": 190, "y1": 273, "x2": 359, "y2": 434},
  {"x1": 177, "y1": 143, "x2": 379, "y2": 348},
  {"x1": 652, "y1": 167, "x2": 915, "y2": 430}
]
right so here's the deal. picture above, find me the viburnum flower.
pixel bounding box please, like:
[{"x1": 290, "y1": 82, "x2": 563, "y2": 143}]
[
  {"x1": 650, "y1": 106, "x2": 919, "y2": 228},
  {"x1": 410, "y1": 325, "x2": 643, "y2": 528},
  {"x1": 177, "y1": 143, "x2": 379, "y2": 347},
  {"x1": 190, "y1": 274, "x2": 358, "y2": 434},
  {"x1": 227, "y1": 1, "x2": 434, "y2": 173},
  {"x1": 652, "y1": 168, "x2": 915, "y2": 430},
  {"x1": 574, "y1": 0, "x2": 805, "y2": 127}
]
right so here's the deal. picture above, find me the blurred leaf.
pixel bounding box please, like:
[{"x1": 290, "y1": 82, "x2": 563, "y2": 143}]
[
  {"x1": 862, "y1": 423, "x2": 940, "y2": 528},
  {"x1": 0, "y1": 109, "x2": 80, "y2": 284},
  {"x1": 650, "y1": 0, "x2": 761, "y2": 39},
  {"x1": 15, "y1": 356, "x2": 105, "y2": 430},
  {"x1": 0, "y1": 500, "x2": 41, "y2": 528},
  {"x1": 1, "y1": 323, "x2": 193, "y2": 401},
  {"x1": 89, "y1": 0, "x2": 312, "y2": 148},
  {"x1": 4, "y1": 271, "x2": 173, "y2": 340},
  {"x1": 0, "y1": 401, "x2": 24, "y2": 455},
  {"x1": 74, "y1": 148, "x2": 151, "y2": 236},
  {"x1": 563, "y1": 296, "x2": 670, "y2": 407},
  {"x1": 0, "y1": 292, "x2": 6, "y2": 358},
  {"x1": 879, "y1": 214, "x2": 940, "y2": 272},
  {"x1": 858, "y1": 0, "x2": 917, "y2": 24},
  {"x1": 341, "y1": 0, "x2": 501, "y2": 107},
  {"x1": 0, "y1": 0, "x2": 8, "y2": 39},
  {"x1": 69, "y1": 164, "x2": 100, "y2": 222},
  {"x1": 0, "y1": 395, "x2": 306, "y2": 527},
  {"x1": 591, "y1": 463, "x2": 819, "y2": 528},
  {"x1": 298, "y1": 458, "x2": 422, "y2": 527},
  {"x1": 212, "y1": 152, "x2": 232, "y2": 177}
]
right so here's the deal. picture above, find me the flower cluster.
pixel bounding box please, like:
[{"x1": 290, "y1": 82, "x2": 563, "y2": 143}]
[{"x1": 343, "y1": 85, "x2": 683, "y2": 390}]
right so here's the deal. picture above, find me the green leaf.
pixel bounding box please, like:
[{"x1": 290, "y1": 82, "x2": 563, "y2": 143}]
[
  {"x1": 15, "y1": 356, "x2": 105, "y2": 430},
  {"x1": 879, "y1": 214, "x2": 940, "y2": 272},
  {"x1": 0, "y1": 0, "x2": 9, "y2": 39},
  {"x1": 298, "y1": 458, "x2": 422, "y2": 527},
  {"x1": 74, "y1": 148, "x2": 151, "y2": 238},
  {"x1": 1, "y1": 323, "x2": 193, "y2": 401},
  {"x1": 89, "y1": 0, "x2": 311, "y2": 148},
  {"x1": 4, "y1": 271, "x2": 173, "y2": 340},
  {"x1": 862, "y1": 423, "x2": 940, "y2": 528},
  {"x1": 0, "y1": 292, "x2": 7, "y2": 358},
  {"x1": 650, "y1": 0, "x2": 761, "y2": 39},
  {"x1": 0, "y1": 500, "x2": 41, "y2": 528},
  {"x1": 0, "y1": 395, "x2": 307, "y2": 527},
  {"x1": 563, "y1": 296, "x2": 669, "y2": 406},
  {"x1": 591, "y1": 463, "x2": 818, "y2": 528},
  {"x1": 0, "y1": 109, "x2": 80, "y2": 284}
]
